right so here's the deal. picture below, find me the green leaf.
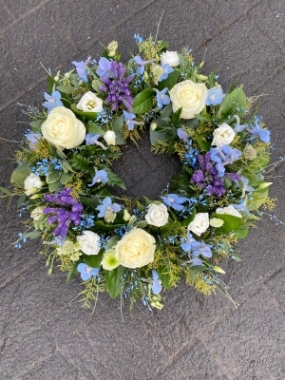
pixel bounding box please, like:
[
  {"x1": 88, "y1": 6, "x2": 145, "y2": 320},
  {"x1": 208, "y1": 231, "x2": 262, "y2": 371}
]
[
  {"x1": 233, "y1": 226, "x2": 249, "y2": 239},
  {"x1": 156, "y1": 266, "x2": 172, "y2": 289},
  {"x1": 87, "y1": 121, "x2": 104, "y2": 135},
  {"x1": 0, "y1": 186, "x2": 13, "y2": 196},
  {"x1": 66, "y1": 264, "x2": 78, "y2": 283},
  {"x1": 70, "y1": 103, "x2": 97, "y2": 119},
  {"x1": 170, "y1": 107, "x2": 182, "y2": 127},
  {"x1": 114, "y1": 131, "x2": 126, "y2": 145},
  {"x1": 160, "y1": 102, "x2": 173, "y2": 118},
  {"x1": 156, "y1": 40, "x2": 170, "y2": 52},
  {"x1": 112, "y1": 114, "x2": 124, "y2": 131},
  {"x1": 10, "y1": 162, "x2": 31, "y2": 188},
  {"x1": 212, "y1": 214, "x2": 242, "y2": 234},
  {"x1": 47, "y1": 75, "x2": 56, "y2": 94},
  {"x1": 216, "y1": 87, "x2": 247, "y2": 119},
  {"x1": 56, "y1": 85, "x2": 73, "y2": 94},
  {"x1": 60, "y1": 172, "x2": 73, "y2": 185},
  {"x1": 48, "y1": 180, "x2": 61, "y2": 192},
  {"x1": 195, "y1": 133, "x2": 211, "y2": 152},
  {"x1": 180, "y1": 209, "x2": 196, "y2": 227},
  {"x1": 104, "y1": 168, "x2": 126, "y2": 190},
  {"x1": 92, "y1": 79, "x2": 104, "y2": 93},
  {"x1": 149, "y1": 127, "x2": 168, "y2": 145},
  {"x1": 29, "y1": 120, "x2": 42, "y2": 130},
  {"x1": 84, "y1": 250, "x2": 104, "y2": 268},
  {"x1": 247, "y1": 187, "x2": 269, "y2": 211},
  {"x1": 107, "y1": 235, "x2": 120, "y2": 248},
  {"x1": 158, "y1": 70, "x2": 180, "y2": 91},
  {"x1": 105, "y1": 266, "x2": 124, "y2": 298},
  {"x1": 132, "y1": 89, "x2": 154, "y2": 114},
  {"x1": 231, "y1": 254, "x2": 242, "y2": 262},
  {"x1": 23, "y1": 230, "x2": 41, "y2": 239},
  {"x1": 17, "y1": 193, "x2": 26, "y2": 208},
  {"x1": 46, "y1": 170, "x2": 62, "y2": 184},
  {"x1": 95, "y1": 220, "x2": 123, "y2": 231}
]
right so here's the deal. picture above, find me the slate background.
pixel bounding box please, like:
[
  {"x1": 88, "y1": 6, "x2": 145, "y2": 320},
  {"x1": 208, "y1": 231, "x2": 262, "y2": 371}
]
[{"x1": 0, "y1": 1, "x2": 285, "y2": 379}]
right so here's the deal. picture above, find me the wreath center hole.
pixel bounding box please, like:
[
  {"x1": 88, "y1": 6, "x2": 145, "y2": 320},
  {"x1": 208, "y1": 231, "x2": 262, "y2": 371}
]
[{"x1": 112, "y1": 132, "x2": 181, "y2": 200}]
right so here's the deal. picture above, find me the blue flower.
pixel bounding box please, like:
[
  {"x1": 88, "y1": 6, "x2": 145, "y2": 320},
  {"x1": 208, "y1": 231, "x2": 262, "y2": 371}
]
[
  {"x1": 134, "y1": 33, "x2": 143, "y2": 43},
  {"x1": 25, "y1": 133, "x2": 42, "y2": 150},
  {"x1": 180, "y1": 232, "x2": 212, "y2": 263},
  {"x1": 250, "y1": 117, "x2": 270, "y2": 143},
  {"x1": 51, "y1": 158, "x2": 62, "y2": 170},
  {"x1": 210, "y1": 145, "x2": 241, "y2": 177},
  {"x1": 88, "y1": 170, "x2": 108, "y2": 187},
  {"x1": 96, "y1": 57, "x2": 112, "y2": 79},
  {"x1": 123, "y1": 110, "x2": 136, "y2": 131},
  {"x1": 158, "y1": 64, "x2": 174, "y2": 82},
  {"x1": 77, "y1": 263, "x2": 100, "y2": 281},
  {"x1": 37, "y1": 158, "x2": 49, "y2": 176},
  {"x1": 134, "y1": 56, "x2": 155, "y2": 75},
  {"x1": 96, "y1": 197, "x2": 122, "y2": 218},
  {"x1": 42, "y1": 91, "x2": 63, "y2": 113},
  {"x1": 161, "y1": 193, "x2": 188, "y2": 211},
  {"x1": 152, "y1": 270, "x2": 162, "y2": 294},
  {"x1": 205, "y1": 86, "x2": 226, "y2": 106},
  {"x1": 72, "y1": 56, "x2": 91, "y2": 83},
  {"x1": 155, "y1": 88, "x2": 170, "y2": 109}
]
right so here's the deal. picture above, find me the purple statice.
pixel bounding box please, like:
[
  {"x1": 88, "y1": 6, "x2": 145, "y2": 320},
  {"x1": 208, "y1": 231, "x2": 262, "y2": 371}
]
[
  {"x1": 100, "y1": 61, "x2": 133, "y2": 111},
  {"x1": 43, "y1": 188, "x2": 83, "y2": 238},
  {"x1": 191, "y1": 152, "x2": 226, "y2": 198}
]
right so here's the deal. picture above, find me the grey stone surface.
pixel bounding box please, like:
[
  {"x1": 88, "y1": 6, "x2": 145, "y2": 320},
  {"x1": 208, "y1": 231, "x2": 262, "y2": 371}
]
[{"x1": 1, "y1": 0, "x2": 285, "y2": 379}]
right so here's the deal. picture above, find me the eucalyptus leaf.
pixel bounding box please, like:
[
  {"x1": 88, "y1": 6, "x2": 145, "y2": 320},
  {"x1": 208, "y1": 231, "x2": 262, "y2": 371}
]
[
  {"x1": 10, "y1": 162, "x2": 31, "y2": 188},
  {"x1": 56, "y1": 85, "x2": 73, "y2": 94},
  {"x1": 46, "y1": 170, "x2": 62, "y2": 184},
  {"x1": 112, "y1": 114, "x2": 124, "y2": 131}
]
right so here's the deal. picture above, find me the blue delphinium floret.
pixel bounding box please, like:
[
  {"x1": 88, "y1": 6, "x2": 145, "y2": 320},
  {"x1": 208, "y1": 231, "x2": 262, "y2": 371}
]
[
  {"x1": 205, "y1": 86, "x2": 226, "y2": 106},
  {"x1": 96, "y1": 197, "x2": 122, "y2": 218},
  {"x1": 88, "y1": 170, "x2": 108, "y2": 187},
  {"x1": 151, "y1": 270, "x2": 162, "y2": 294},
  {"x1": 161, "y1": 194, "x2": 188, "y2": 211},
  {"x1": 77, "y1": 263, "x2": 100, "y2": 281},
  {"x1": 42, "y1": 90, "x2": 63, "y2": 113},
  {"x1": 72, "y1": 56, "x2": 91, "y2": 82},
  {"x1": 155, "y1": 88, "x2": 170, "y2": 109}
]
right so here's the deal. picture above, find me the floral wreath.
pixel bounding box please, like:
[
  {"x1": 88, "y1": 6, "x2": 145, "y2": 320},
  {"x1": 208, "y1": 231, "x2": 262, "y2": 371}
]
[{"x1": 5, "y1": 33, "x2": 273, "y2": 311}]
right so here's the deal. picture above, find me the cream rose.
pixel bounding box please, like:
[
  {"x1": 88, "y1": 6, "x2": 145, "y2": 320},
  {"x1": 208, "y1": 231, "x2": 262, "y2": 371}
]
[
  {"x1": 188, "y1": 213, "x2": 209, "y2": 236},
  {"x1": 145, "y1": 203, "x2": 169, "y2": 227},
  {"x1": 215, "y1": 205, "x2": 242, "y2": 218},
  {"x1": 103, "y1": 130, "x2": 116, "y2": 146},
  {"x1": 41, "y1": 106, "x2": 86, "y2": 149},
  {"x1": 212, "y1": 123, "x2": 235, "y2": 147},
  {"x1": 24, "y1": 173, "x2": 42, "y2": 195},
  {"x1": 115, "y1": 228, "x2": 156, "y2": 268},
  {"x1": 77, "y1": 231, "x2": 101, "y2": 255},
  {"x1": 77, "y1": 91, "x2": 103, "y2": 113},
  {"x1": 160, "y1": 50, "x2": 180, "y2": 67},
  {"x1": 169, "y1": 80, "x2": 207, "y2": 119}
]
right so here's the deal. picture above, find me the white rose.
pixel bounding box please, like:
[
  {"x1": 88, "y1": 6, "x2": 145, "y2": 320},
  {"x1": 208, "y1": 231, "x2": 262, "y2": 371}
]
[
  {"x1": 115, "y1": 228, "x2": 156, "y2": 268},
  {"x1": 215, "y1": 205, "x2": 242, "y2": 218},
  {"x1": 103, "y1": 130, "x2": 116, "y2": 145},
  {"x1": 41, "y1": 106, "x2": 86, "y2": 149},
  {"x1": 77, "y1": 231, "x2": 101, "y2": 255},
  {"x1": 212, "y1": 123, "x2": 235, "y2": 147},
  {"x1": 160, "y1": 50, "x2": 180, "y2": 67},
  {"x1": 145, "y1": 203, "x2": 169, "y2": 227},
  {"x1": 188, "y1": 213, "x2": 209, "y2": 236},
  {"x1": 169, "y1": 80, "x2": 207, "y2": 119},
  {"x1": 77, "y1": 91, "x2": 103, "y2": 113},
  {"x1": 24, "y1": 173, "x2": 42, "y2": 195},
  {"x1": 31, "y1": 206, "x2": 44, "y2": 221}
]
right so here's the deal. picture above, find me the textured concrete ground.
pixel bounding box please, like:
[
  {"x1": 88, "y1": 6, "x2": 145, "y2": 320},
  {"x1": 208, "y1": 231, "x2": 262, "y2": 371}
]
[{"x1": 1, "y1": 0, "x2": 285, "y2": 379}]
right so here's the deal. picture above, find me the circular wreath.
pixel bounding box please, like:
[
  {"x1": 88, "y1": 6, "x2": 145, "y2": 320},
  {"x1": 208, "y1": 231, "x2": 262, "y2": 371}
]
[{"x1": 8, "y1": 34, "x2": 272, "y2": 311}]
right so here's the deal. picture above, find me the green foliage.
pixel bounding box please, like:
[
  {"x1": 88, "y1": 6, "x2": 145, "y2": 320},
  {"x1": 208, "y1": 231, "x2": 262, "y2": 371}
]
[
  {"x1": 105, "y1": 266, "x2": 124, "y2": 298},
  {"x1": 216, "y1": 87, "x2": 247, "y2": 120},
  {"x1": 10, "y1": 162, "x2": 31, "y2": 188},
  {"x1": 132, "y1": 89, "x2": 154, "y2": 114},
  {"x1": 158, "y1": 70, "x2": 180, "y2": 91}
]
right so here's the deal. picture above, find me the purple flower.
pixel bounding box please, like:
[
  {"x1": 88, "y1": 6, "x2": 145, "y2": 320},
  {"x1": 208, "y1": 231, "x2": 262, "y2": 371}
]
[
  {"x1": 96, "y1": 57, "x2": 112, "y2": 79},
  {"x1": 100, "y1": 62, "x2": 133, "y2": 111},
  {"x1": 72, "y1": 56, "x2": 91, "y2": 83},
  {"x1": 25, "y1": 133, "x2": 42, "y2": 150},
  {"x1": 161, "y1": 194, "x2": 188, "y2": 211},
  {"x1": 134, "y1": 56, "x2": 155, "y2": 75},
  {"x1": 158, "y1": 64, "x2": 174, "y2": 82},
  {"x1": 152, "y1": 270, "x2": 162, "y2": 294},
  {"x1": 42, "y1": 91, "x2": 63, "y2": 113},
  {"x1": 43, "y1": 188, "x2": 83, "y2": 238},
  {"x1": 205, "y1": 86, "x2": 226, "y2": 106},
  {"x1": 77, "y1": 263, "x2": 100, "y2": 281},
  {"x1": 155, "y1": 88, "x2": 170, "y2": 109},
  {"x1": 96, "y1": 197, "x2": 122, "y2": 218},
  {"x1": 88, "y1": 170, "x2": 108, "y2": 187}
]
